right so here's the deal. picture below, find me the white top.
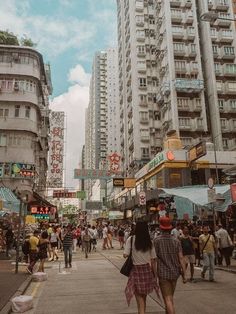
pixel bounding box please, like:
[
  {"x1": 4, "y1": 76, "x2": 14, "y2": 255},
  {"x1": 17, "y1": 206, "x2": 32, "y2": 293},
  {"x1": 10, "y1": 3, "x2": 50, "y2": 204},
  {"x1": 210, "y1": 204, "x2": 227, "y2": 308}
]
[
  {"x1": 50, "y1": 232, "x2": 57, "y2": 243},
  {"x1": 171, "y1": 228, "x2": 183, "y2": 239},
  {"x1": 215, "y1": 228, "x2": 231, "y2": 248},
  {"x1": 124, "y1": 236, "x2": 156, "y2": 265},
  {"x1": 102, "y1": 227, "x2": 108, "y2": 239}
]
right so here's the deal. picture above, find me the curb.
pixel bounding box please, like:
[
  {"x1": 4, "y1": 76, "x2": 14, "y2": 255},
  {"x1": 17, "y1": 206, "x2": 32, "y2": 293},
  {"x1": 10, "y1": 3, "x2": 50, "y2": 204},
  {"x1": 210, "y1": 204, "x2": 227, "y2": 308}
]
[
  {"x1": 0, "y1": 276, "x2": 32, "y2": 314},
  {"x1": 215, "y1": 267, "x2": 236, "y2": 274}
]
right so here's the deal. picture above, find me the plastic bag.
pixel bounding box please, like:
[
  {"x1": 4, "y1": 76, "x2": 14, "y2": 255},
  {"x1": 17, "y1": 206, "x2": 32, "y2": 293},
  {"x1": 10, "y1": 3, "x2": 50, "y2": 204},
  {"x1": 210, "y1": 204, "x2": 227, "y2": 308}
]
[
  {"x1": 32, "y1": 272, "x2": 48, "y2": 282},
  {"x1": 11, "y1": 295, "x2": 33, "y2": 313}
]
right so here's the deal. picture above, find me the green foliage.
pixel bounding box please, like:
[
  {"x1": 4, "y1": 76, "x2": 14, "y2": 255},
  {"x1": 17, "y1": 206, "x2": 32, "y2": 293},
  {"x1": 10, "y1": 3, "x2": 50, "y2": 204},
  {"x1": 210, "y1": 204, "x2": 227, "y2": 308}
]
[
  {"x1": 0, "y1": 30, "x2": 36, "y2": 47},
  {"x1": 0, "y1": 30, "x2": 19, "y2": 45}
]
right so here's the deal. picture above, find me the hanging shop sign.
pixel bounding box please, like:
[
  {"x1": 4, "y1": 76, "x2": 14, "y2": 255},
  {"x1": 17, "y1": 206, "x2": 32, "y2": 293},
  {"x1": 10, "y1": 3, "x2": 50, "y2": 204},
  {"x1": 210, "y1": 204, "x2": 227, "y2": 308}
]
[
  {"x1": 48, "y1": 111, "x2": 65, "y2": 188},
  {"x1": 113, "y1": 178, "x2": 136, "y2": 188},
  {"x1": 188, "y1": 141, "x2": 207, "y2": 163},
  {"x1": 230, "y1": 183, "x2": 236, "y2": 202},
  {"x1": 30, "y1": 206, "x2": 57, "y2": 215},
  {"x1": 74, "y1": 169, "x2": 121, "y2": 180},
  {"x1": 85, "y1": 201, "x2": 103, "y2": 210},
  {"x1": 139, "y1": 191, "x2": 146, "y2": 206},
  {"x1": 0, "y1": 163, "x2": 36, "y2": 178}
]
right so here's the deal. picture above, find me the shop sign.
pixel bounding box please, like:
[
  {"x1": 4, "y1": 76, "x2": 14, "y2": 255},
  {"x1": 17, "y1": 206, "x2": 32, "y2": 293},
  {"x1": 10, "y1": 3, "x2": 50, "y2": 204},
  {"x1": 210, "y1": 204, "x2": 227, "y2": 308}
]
[
  {"x1": 113, "y1": 178, "x2": 124, "y2": 187},
  {"x1": 108, "y1": 211, "x2": 124, "y2": 220},
  {"x1": 188, "y1": 141, "x2": 206, "y2": 163},
  {"x1": 74, "y1": 169, "x2": 116, "y2": 180},
  {"x1": 148, "y1": 152, "x2": 165, "y2": 171},
  {"x1": 0, "y1": 162, "x2": 36, "y2": 178},
  {"x1": 230, "y1": 183, "x2": 236, "y2": 202},
  {"x1": 85, "y1": 201, "x2": 103, "y2": 210},
  {"x1": 113, "y1": 178, "x2": 136, "y2": 188},
  {"x1": 30, "y1": 206, "x2": 57, "y2": 215},
  {"x1": 32, "y1": 214, "x2": 49, "y2": 220},
  {"x1": 139, "y1": 191, "x2": 146, "y2": 206}
]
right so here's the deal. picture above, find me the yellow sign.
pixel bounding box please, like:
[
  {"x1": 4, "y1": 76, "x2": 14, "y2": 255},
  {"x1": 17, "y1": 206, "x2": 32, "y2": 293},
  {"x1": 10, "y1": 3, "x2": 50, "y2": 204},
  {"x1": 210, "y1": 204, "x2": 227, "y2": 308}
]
[
  {"x1": 0, "y1": 199, "x2": 3, "y2": 210},
  {"x1": 25, "y1": 215, "x2": 36, "y2": 224},
  {"x1": 124, "y1": 178, "x2": 136, "y2": 188}
]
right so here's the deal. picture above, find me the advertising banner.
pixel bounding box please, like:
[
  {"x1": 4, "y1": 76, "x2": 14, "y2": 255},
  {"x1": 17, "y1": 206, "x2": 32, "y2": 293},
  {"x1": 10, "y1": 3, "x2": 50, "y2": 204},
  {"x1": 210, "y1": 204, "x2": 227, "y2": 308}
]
[{"x1": 48, "y1": 112, "x2": 65, "y2": 187}]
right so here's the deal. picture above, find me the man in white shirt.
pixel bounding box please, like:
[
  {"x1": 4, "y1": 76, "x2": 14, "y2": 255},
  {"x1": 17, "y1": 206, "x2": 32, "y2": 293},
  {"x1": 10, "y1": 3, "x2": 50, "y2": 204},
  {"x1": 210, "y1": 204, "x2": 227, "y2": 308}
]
[
  {"x1": 171, "y1": 223, "x2": 182, "y2": 239},
  {"x1": 215, "y1": 224, "x2": 233, "y2": 266},
  {"x1": 102, "y1": 224, "x2": 108, "y2": 249}
]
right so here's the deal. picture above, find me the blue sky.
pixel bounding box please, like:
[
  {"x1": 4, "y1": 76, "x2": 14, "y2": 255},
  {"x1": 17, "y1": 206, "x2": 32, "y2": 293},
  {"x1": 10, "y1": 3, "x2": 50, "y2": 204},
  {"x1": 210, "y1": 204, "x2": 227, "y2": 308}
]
[{"x1": 0, "y1": 0, "x2": 117, "y2": 187}]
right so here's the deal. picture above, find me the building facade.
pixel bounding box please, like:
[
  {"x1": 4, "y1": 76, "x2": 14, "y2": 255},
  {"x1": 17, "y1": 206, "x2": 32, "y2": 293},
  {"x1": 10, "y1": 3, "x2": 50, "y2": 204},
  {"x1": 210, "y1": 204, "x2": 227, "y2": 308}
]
[
  {"x1": 116, "y1": 0, "x2": 236, "y2": 175},
  {"x1": 0, "y1": 45, "x2": 52, "y2": 197}
]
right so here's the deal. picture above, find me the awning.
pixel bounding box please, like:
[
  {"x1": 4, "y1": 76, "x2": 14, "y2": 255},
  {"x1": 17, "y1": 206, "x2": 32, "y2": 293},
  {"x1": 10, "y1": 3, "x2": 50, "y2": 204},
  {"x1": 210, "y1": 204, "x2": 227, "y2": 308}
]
[
  {"x1": 0, "y1": 187, "x2": 20, "y2": 213},
  {"x1": 160, "y1": 185, "x2": 231, "y2": 218}
]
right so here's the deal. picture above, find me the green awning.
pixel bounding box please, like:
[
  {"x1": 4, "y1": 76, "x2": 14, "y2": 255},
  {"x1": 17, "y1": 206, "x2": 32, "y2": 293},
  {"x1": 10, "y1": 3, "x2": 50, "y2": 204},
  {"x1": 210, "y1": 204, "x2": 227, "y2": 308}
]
[{"x1": 0, "y1": 187, "x2": 20, "y2": 213}]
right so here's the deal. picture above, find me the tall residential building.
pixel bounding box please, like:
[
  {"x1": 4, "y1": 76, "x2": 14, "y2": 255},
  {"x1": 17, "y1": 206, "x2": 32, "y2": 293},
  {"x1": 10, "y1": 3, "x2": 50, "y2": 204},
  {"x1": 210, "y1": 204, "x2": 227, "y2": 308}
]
[
  {"x1": 117, "y1": 0, "x2": 236, "y2": 176},
  {"x1": 85, "y1": 49, "x2": 120, "y2": 199},
  {"x1": 0, "y1": 45, "x2": 52, "y2": 196},
  {"x1": 198, "y1": 0, "x2": 236, "y2": 150},
  {"x1": 117, "y1": 0, "x2": 161, "y2": 175}
]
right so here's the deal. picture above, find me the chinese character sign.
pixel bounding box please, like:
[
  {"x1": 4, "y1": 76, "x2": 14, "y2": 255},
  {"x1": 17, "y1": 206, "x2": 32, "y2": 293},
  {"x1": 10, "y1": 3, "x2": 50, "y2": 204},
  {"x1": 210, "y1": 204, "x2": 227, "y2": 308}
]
[
  {"x1": 48, "y1": 112, "x2": 65, "y2": 187},
  {"x1": 107, "y1": 152, "x2": 121, "y2": 174}
]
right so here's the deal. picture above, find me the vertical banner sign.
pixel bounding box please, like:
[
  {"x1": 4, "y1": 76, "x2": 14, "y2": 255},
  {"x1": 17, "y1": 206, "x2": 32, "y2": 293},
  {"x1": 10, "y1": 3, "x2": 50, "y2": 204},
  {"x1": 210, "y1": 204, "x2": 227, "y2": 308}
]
[
  {"x1": 107, "y1": 152, "x2": 121, "y2": 174},
  {"x1": 230, "y1": 183, "x2": 236, "y2": 202},
  {"x1": 48, "y1": 112, "x2": 65, "y2": 187}
]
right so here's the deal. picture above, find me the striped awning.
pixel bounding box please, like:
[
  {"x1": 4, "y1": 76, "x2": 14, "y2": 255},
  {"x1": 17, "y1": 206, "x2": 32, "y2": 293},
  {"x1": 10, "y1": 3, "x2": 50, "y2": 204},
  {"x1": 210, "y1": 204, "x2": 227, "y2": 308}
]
[{"x1": 0, "y1": 187, "x2": 20, "y2": 213}]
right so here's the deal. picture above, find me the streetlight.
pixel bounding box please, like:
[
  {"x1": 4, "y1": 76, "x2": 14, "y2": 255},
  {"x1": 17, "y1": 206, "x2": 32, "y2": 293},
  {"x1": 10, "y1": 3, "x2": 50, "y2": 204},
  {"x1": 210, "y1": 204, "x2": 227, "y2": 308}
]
[{"x1": 200, "y1": 11, "x2": 236, "y2": 22}]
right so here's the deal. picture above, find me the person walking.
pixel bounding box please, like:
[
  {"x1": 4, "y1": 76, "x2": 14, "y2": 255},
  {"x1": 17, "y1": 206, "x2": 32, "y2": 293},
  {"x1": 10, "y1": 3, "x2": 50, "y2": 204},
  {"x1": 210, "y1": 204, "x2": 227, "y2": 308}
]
[
  {"x1": 102, "y1": 224, "x2": 109, "y2": 250},
  {"x1": 49, "y1": 227, "x2": 59, "y2": 261},
  {"x1": 62, "y1": 226, "x2": 73, "y2": 268},
  {"x1": 124, "y1": 221, "x2": 158, "y2": 314},
  {"x1": 180, "y1": 226, "x2": 195, "y2": 281},
  {"x1": 154, "y1": 217, "x2": 186, "y2": 314},
  {"x1": 27, "y1": 230, "x2": 40, "y2": 274},
  {"x1": 38, "y1": 231, "x2": 49, "y2": 273},
  {"x1": 82, "y1": 228, "x2": 91, "y2": 258},
  {"x1": 199, "y1": 225, "x2": 217, "y2": 282},
  {"x1": 5, "y1": 227, "x2": 14, "y2": 258},
  {"x1": 118, "y1": 227, "x2": 125, "y2": 249},
  {"x1": 215, "y1": 224, "x2": 233, "y2": 267}
]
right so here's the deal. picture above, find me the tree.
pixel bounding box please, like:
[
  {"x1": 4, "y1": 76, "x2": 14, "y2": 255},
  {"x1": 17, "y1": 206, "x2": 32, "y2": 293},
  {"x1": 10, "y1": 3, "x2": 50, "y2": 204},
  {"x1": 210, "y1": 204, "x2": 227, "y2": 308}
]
[
  {"x1": 0, "y1": 30, "x2": 19, "y2": 45},
  {"x1": 20, "y1": 35, "x2": 37, "y2": 48}
]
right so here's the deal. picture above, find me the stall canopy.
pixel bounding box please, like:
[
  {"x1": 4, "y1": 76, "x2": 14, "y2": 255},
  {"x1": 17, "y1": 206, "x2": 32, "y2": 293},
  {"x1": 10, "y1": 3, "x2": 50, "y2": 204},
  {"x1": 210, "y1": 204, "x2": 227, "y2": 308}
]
[
  {"x1": 160, "y1": 185, "x2": 231, "y2": 219},
  {"x1": 0, "y1": 187, "x2": 20, "y2": 213}
]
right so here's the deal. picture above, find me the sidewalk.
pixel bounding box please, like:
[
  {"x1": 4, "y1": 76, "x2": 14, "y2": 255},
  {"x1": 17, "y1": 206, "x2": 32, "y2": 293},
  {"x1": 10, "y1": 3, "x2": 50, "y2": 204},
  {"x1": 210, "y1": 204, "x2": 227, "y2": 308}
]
[
  {"x1": 0, "y1": 259, "x2": 28, "y2": 311},
  {"x1": 215, "y1": 257, "x2": 236, "y2": 274},
  {"x1": 19, "y1": 247, "x2": 165, "y2": 314}
]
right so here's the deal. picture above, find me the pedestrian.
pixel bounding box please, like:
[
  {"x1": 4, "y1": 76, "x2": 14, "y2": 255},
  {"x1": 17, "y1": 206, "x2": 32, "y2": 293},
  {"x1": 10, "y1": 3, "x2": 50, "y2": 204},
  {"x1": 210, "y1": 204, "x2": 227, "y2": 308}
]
[
  {"x1": 191, "y1": 225, "x2": 202, "y2": 267},
  {"x1": 72, "y1": 227, "x2": 78, "y2": 253},
  {"x1": 82, "y1": 228, "x2": 91, "y2": 258},
  {"x1": 199, "y1": 225, "x2": 217, "y2": 282},
  {"x1": 171, "y1": 223, "x2": 182, "y2": 239},
  {"x1": 49, "y1": 227, "x2": 59, "y2": 261},
  {"x1": 154, "y1": 217, "x2": 186, "y2": 314},
  {"x1": 5, "y1": 227, "x2": 14, "y2": 258},
  {"x1": 38, "y1": 231, "x2": 49, "y2": 273},
  {"x1": 180, "y1": 226, "x2": 195, "y2": 281},
  {"x1": 91, "y1": 226, "x2": 98, "y2": 251},
  {"x1": 215, "y1": 224, "x2": 233, "y2": 266},
  {"x1": 62, "y1": 226, "x2": 73, "y2": 268},
  {"x1": 118, "y1": 227, "x2": 125, "y2": 249},
  {"x1": 107, "y1": 225, "x2": 114, "y2": 249},
  {"x1": 124, "y1": 221, "x2": 159, "y2": 313},
  {"x1": 102, "y1": 224, "x2": 109, "y2": 249},
  {"x1": 27, "y1": 230, "x2": 40, "y2": 274}
]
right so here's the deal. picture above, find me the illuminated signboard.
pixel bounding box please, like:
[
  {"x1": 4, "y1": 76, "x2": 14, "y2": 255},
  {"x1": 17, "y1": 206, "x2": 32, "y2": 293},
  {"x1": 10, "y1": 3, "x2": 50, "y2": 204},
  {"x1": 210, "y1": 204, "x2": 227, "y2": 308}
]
[
  {"x1": 48, "y1": 112, "x2": 65, "y2": 188},
  {"x1": 0, "y1": 163, "x2": 36, "y2": 178},
  {"x1": 53, "y1": 190, "x2": 86, "y2": 199},
  {"x1": 30, "y1": 206, "x2": 57, "y2": 215},
  {"x1": 188, "y1": 141, "x2": 207, "y2": 163},
  {"x1": 32, "y1": 214, "x2": 50, "y2": 220},
  {"x1": 74, "y1": 169, "x2": 116, "y2": 180}
]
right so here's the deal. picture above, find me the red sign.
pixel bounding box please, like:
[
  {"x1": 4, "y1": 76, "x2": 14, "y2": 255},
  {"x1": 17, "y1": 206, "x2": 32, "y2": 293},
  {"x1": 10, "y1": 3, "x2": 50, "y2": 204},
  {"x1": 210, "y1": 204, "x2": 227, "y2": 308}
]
[
  {"x1": 30, "y1": 206, "x2": 57, "y2": 215},
  {"x1": 53, "y1": 191, "x2": 76, "y2": 198},
  {"x1": 230, "y1": 183, "x2": 236, "y2": 202}
]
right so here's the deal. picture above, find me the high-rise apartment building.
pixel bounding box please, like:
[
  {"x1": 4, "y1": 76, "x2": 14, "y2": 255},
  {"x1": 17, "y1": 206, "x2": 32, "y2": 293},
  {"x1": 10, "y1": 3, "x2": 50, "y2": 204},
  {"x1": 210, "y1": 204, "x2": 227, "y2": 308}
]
[
  {"x1": 117, "y1": 0, "x2": 161, "y2": 175},
  {"x1": 85, "y1": 49, "x2": 120, "y2": 199},
  {"x1": 198, "y1": 0, "x2": 236, "y2": 150},
  {"x1": 117, "y1": 0, "x2": 236, "y2": 175},
  {"x1": 0, "y1": 45, "x2": 52, "y2": 196}
]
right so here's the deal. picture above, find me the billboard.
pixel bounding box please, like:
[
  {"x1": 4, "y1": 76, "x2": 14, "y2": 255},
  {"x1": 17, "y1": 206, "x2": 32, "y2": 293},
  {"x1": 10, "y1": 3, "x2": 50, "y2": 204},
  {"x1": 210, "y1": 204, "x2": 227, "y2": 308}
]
[
  {"x1": 188, "y1": 141, "x2": 206, "y2": 163},
  {"x1": 48, "y1": 112, "x2": 65, "y2": 187},
  {"x1": 85, "y1": 201, "x2": 103, "y2": 210}
]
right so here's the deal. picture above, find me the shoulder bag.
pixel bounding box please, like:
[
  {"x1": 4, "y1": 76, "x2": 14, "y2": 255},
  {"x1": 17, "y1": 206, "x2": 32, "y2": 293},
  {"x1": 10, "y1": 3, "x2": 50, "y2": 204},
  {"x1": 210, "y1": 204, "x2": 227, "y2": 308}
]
[
  {"x1": 200, "y1": 235, "x2": 211, "y2": 258},
  {"x1": 120, "y1": 236, "x2": 133, "y2": 277}
]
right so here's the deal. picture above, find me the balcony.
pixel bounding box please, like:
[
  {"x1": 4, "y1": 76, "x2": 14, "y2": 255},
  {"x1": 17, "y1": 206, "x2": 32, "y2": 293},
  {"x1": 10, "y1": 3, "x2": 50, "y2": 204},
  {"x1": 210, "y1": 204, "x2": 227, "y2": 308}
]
[
  {"x1": 179, "y1": 123, "x2": 191, "y2": 131},
  {"x1": 186, "y1": 27, "x2": 195, "y2": 40},
  {"x1": 221, "y1": 48, "x2": 235, "y2": 60},
  {"x1": 0, "y1": 62, "x2": 41, "y2": 80},
  {"x1": 188, "y1": 44, "x2": 197, "y2": 57},
  {"x1": 137, "y1": 62, "x2": 146, "y2": 73},
  {"x1": 189, "y1": 62, "x2": 199, "y2": 75},
  {"x1": 171, "y1": 10, "x2": 183, "y2": 23},
  {"x1": 141, "y1": 135, "x2": 150, "y2": 142},
  {"x1": 175, "y1": 79, "x2": 204, "y2": 93},
  {"x1": 172, "y1": 28, "x2": 184, "y2": 39},
  {"x1": 223, "y1": 64, "x2": 236, "y2": 77},
  {"x1": 175, "y1": 65, "x2": 187, "y2": 74},
  {"x1": 185, "y1": 11, "x2": 194, "y2": 24},
  {"x1": 173, "y1": 45, "x2": 186, "y2": 57},
  {"x1": 140, "y1": 100, "x2": 148, "y2": 107},
  {"x1": 177, "y1": 99, "x2": 191, "y2": 111},
  {"x1": 0, "y1": 117, "x2": 39, "y2": 134},
  {"x1": 216, "y1": 13, "x2": 232, "y2": 26},
  {"x1": 136, "y1": 32, "x2": 145, "y2": 42},
  {"x1": 192, "y1": 99, "x2": 202, "y2": 111},
  {"x1": 219, "y1": 31, "x2": 233, "y2": 43},
  {"x1": 183, "y1": 0, "x2": 192, "y2": 8},
  {"x1": 0, "y1": 89, "x2": 39, "y2": 105},
  {"x1": 225, "y1": 82, "x2": 236, "y2": 94},
  {"x1": 140, "y1": 116, "x2": 149, "y2": 124},
  {"x1": 170, "y1": 0, "x2": 181, "y2": 7},
  {"x1": 215, "y1": 0, "x2": 230, "y2": 11}
]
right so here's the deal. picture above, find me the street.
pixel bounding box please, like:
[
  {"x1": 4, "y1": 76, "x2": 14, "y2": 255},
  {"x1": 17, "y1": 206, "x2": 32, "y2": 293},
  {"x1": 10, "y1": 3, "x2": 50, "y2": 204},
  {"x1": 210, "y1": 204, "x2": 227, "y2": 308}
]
[{"x1": 2, "y1": 241, "x2": 236, "y2": 314}]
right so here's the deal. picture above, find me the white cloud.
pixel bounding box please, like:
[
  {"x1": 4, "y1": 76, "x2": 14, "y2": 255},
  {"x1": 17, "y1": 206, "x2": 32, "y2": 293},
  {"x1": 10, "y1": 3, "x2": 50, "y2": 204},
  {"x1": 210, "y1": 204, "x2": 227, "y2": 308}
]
[
  {"x1": 68, "y1": 64, "x2": 91, "y2": 86},
  {"x1": 50, "y1": 64, "x2": 89, "y2": 187}
]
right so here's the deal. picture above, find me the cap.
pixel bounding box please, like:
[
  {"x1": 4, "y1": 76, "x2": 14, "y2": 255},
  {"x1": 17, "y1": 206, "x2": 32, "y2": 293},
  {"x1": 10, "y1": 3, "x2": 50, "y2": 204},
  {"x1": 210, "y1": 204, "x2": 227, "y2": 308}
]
[{"x1": 159, "y1": 216, "x2": 172, "y2": 230}]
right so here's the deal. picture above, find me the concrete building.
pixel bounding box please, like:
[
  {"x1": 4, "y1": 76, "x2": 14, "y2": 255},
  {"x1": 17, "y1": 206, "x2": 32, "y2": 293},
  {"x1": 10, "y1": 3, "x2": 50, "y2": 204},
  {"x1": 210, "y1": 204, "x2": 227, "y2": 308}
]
[
  {"x1": 116, "y1": 0, "x2": 236, "y2": 175},
  {"x1": 198, "y1": 0, "x2": 236, "y2": 150},
  {"x1": 0, "y1": 45, "x2": 52, "y2": 198},
  {"x1": 84, "y1": 49, "x2": 120, "y2": 200},
  {"x1": 117, "y1": 0, "x2": 161, "y2": 175}
]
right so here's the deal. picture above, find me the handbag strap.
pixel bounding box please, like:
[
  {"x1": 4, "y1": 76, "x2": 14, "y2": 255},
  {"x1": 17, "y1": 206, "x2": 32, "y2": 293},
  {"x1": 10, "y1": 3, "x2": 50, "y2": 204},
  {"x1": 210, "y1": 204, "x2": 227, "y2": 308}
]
[{"x1": 201, "y1": 235, "x2": 211, "y2": 253}]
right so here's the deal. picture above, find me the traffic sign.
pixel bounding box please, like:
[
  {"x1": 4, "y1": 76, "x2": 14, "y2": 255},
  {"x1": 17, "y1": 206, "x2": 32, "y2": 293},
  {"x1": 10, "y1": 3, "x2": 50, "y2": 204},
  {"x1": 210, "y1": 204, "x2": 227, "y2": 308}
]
[{"x1": 139, "y1": 191, "x2": 146, "y2": 206}]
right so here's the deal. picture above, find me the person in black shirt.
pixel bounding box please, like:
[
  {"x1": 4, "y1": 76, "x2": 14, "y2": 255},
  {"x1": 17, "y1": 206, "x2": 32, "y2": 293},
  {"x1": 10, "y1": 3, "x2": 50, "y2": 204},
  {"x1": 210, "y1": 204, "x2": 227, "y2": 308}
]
[
  {"x1": 62, "y1": 226, "x2": 73, "y2": 268},
  {"x1": 180, "y1": 226, "x2": 195, "y2": 281}
]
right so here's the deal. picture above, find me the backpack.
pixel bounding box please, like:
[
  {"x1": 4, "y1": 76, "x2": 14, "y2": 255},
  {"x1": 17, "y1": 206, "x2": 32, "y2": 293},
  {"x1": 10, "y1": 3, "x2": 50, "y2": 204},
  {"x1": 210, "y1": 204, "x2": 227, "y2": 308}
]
[{"x1": 22, "y1": 240, "x2": 30, "y2": 255}]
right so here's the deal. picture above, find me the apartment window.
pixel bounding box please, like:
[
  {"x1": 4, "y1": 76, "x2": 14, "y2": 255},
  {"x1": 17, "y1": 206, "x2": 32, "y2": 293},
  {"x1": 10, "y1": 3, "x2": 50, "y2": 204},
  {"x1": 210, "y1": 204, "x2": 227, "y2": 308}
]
[
  {"x1": 214, "y1": 63, "x2": 221, "y2": 74},
  {"x1": 25, "y1": 106, "x2": 31, "y2": 118},
  {"x1": 222, "y1": 139, "x2": 228, "y2": 148},
  {"x1": 0, "y1": 108, "x2": 9, "y2": 117},
  {"x1": 0, "y1": 133, "x2": 7, "y2": 146},
  {"x1": 15, "y1": 105, "x2": 20, "y2": 117},
  {"x1": 139, "y1": 78, "x2": 146, "y2": 87},
  {"x1": 172, "y1": 26, "x2": 183, "y2": 33},
  {"x1": 218, "y1": 99, "x2": 224, "y2": 110},
  {"x1": 228, "y1": 82, "x2": 236, "y2": 91},
  {"x1": 190, "y1": 44, "x2": 196, "y2": 53},
  {"x1": 220, "y1": 118, "x2": 227, "y2": 128},
  {"x1": 181, "y1": 137, "x2": 192, "y2": 146},
  {"x1": 137, "y1": 45, "x2": 145, "y2": 54},
  {"x1": 140, "y1": 111, "x2": 148, "y2": 121},
  {"x1": 197, "y1": 118, "x2": 203, "y2": 127},
  {"x1": 216, "y1": 81, "x2": 223, "y2": 91},
  {"x1": 175, "y1": 61, "x2": 186, "y2": 70},
  {"x1": 212, "y1": 45, "x2": 218, "y2": 54},
  {"x1": 140, "y1": 94, "x2": 147, "y2": 102},
  {"x1": 230, "y1": 100, "x2": 236, "y2": 109},
  {"x1": 211, "y1": 28, "x2": 217, "y2": 37},
  {"x1": 136, "y1": 15, "x2": 144, "y2": 24},
  {"x1": 136, "y1": 30, "x2": 145, "y2": 38},
  {"x1": 179, "y1": 117, "x2": 191, "y2": 126},
  {"x1": 141, "y1": 147, "x2": 149, "y2": 158},
  {"x1": 224, "y1": 46, "x2": 235, "y2": 55},
  {"x1": 225, "y1": 64, "x2": 236, "y2": 74},
  {"x1": 173, "y1": 43, "x2": 185, "y2": 51}
]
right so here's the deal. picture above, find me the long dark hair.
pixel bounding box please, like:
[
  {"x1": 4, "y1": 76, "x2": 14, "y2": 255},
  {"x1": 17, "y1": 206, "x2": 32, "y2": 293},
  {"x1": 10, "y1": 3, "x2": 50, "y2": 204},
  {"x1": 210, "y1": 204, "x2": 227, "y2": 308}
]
[{"x1": 134, "y1": 221, "x2": 152, "y2": 252}]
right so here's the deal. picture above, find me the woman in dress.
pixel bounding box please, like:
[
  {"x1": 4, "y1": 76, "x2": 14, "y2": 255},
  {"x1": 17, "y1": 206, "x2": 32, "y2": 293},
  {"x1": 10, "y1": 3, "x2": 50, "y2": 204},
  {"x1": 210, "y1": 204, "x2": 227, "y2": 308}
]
[
  {"x1": 123, "y1": 221, "x2": 159, "y2": 314},
  {"x1": 38, "y1": 231, "x2": 49, "y2": 272}
]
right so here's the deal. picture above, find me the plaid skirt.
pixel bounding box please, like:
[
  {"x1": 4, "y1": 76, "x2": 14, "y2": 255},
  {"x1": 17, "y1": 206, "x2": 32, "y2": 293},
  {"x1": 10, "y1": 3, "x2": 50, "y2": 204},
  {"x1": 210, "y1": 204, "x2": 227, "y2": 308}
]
[{"x1": 125, "y1": 263, "x2": 159, "y2": 305}]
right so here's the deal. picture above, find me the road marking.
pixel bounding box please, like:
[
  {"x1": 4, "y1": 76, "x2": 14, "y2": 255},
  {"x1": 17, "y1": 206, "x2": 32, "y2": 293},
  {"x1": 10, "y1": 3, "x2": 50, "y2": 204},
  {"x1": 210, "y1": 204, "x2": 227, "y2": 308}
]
[{"x1": 31, "y1": 282, "x2": 41, "y2": 297}]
